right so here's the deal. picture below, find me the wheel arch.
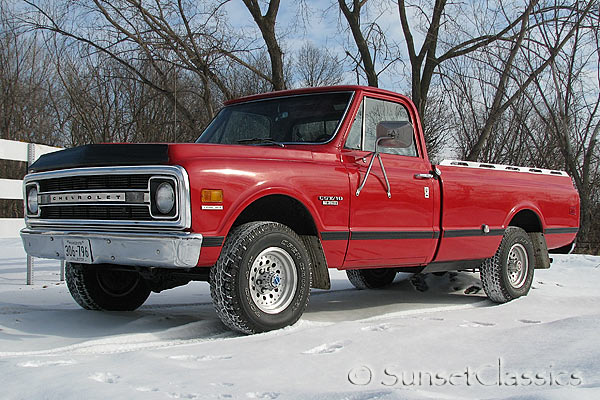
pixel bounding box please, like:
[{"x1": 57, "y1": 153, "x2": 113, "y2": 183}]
[
  {"x1": 230, "y1": 193, "x2": 319, "y2": 236},
  {"x1": 226, "y1": 193, "x2": 330, "y2": 289},
  {"x1": 507, "y1": 208, "x2": 544, "y2": 233}
]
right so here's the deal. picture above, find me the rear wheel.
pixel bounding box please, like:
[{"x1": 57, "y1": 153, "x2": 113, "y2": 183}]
[
  {"x1": 65, "y1": 263, "x2": 151, "y2": 311},
  {"x1": 346, "y1": 268, "x2": 397, "y2": 289},
  {"x1": 210, "y1": 222, "x2": 312, "y2": 334},
  {"x1": 480, "y1": 227, "x2": 535, "y2": 303}
]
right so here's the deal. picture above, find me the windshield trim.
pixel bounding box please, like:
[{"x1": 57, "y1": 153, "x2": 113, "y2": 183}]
[{"x1": 195, "y1": 91, "x2": 355, "y2": 146}]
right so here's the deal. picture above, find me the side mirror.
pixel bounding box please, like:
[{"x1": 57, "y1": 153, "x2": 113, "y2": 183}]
[{"x1": 376, "y1": 121, "x2": 414, "y2": 148}]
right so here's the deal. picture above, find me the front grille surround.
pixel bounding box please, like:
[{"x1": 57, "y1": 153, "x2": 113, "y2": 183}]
[{"x1": 23, "y1": 165, "x2": 191, "y2": 230}]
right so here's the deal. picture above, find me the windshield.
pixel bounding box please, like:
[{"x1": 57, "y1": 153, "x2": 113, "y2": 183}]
[{"x1": 196, "y1": 92, "x2": 353, "y2": 145}]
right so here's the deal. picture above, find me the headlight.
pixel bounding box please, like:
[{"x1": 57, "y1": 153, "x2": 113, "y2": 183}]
[
  {"x1": 27, "y1": 186, "x2": 39, "y2": 215},
  {"x1": 155, "y1": 182, "x2": 175, "y2": 214}
]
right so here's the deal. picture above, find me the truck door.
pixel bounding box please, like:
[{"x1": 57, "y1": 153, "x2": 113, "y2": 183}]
[{"x1": 341, "y1": 96, "x2": 438, "y2": 267}]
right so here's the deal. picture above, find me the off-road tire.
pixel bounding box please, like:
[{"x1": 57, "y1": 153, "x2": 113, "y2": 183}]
[
  {"x1": 346, "y1": 268, "x2": 397, "y2": 289},
  {"x1": 65, "y1": 263, "x2": 151, "y2": 311},
  {"x1": 210, "y1": 222, "x2": 312, "y2": 334},
  {"x1": 480, "y1": 227, "x2": 535, "y2": 303}
]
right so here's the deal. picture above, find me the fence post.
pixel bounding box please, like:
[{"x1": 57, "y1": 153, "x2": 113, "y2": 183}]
[
  {"x1": 26, "y1": 143, "x2": 35, "y2": 285},
  {"x1": 26, "y1": 255, "x2": 34, "y2": 285}
]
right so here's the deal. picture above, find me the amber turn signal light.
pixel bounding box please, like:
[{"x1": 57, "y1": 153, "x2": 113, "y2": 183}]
[{"x1": 202, "y1": 189, "x2": 223, "y2": 203}]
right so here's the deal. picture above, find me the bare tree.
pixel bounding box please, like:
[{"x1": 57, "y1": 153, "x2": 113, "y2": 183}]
[
  {"x1": 21, "y1": 0, "x2": 293, "y2": 132},
  {"x1": 337, "y1": 0, "x2": 377, "y2": 86},
  {"x1": 296, "y1": 42, "x2": 344, "y2": 87},
  {"x1": 397, "y1": 0, "x2": 544, "y2": 119},
  {"x1": 464, "y1": 0, "x2": 539, "y2": 160},
  {"x1": 418, "y1": 85, "x2": 452, "y2": 162},
  {"x1": 337, "y1": 0, "x2": 400, "y2": 87},
  {"x1": 240, "y1": 0, "x2": 286, "y2": 90},
  {"x1": 436, "y1": 0, "x2": 595, "y2": 161},
  {"x1": 0, "y1": 7, "x2": 59, "y2": 145},
  {"x1": 466, "y1": 1, "x2": 597, "y2": 161},
  {"x1": 53, "y1": 47, "x2": 212, "y2": 146}
]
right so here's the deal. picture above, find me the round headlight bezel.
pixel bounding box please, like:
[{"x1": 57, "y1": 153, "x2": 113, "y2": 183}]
[
  {"x1": 26, "y1": 185, "x2": 39, "y2": 215},
  {"x1": 155, "y1": 181, "x2": 175, "y2": 215}
]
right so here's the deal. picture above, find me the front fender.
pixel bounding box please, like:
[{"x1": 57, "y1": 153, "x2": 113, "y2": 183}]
[{"x1": 177, "y1": 157, "x2": 350, "y2": 239}]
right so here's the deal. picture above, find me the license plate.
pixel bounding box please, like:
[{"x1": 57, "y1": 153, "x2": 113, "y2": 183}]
[{"x1": 63, "y1": 239, "x2": 93, "y2": 264}]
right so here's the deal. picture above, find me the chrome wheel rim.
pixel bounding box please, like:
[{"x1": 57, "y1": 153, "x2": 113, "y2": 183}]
[
  {"x1": 507, "y1": 243, "x2": 528, "y2": 289},
  {"x1": 248, "y1": 247, "x2": 298, "y2": 314}
]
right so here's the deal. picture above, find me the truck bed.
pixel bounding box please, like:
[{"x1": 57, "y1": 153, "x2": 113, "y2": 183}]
[{"x1": 435, "y1": 160, "x2": 579, "y2": 262}]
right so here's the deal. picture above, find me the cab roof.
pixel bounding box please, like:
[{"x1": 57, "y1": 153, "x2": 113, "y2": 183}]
[{"x1": 224, "y1": 85, "x2": 412, "y2": 106}]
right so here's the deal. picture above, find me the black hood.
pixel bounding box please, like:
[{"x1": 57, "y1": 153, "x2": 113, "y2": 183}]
[{"x1": 29, "y1": 144, "x2": 169, "y2": 173}]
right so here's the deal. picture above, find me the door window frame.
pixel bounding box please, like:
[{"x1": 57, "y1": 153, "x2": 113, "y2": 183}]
[{"x1": 344, "y1": 93, "x2": 424, "y2": 159}]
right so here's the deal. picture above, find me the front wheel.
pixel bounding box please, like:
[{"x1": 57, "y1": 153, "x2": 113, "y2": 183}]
[
  {"x1": 210, "y1": 222, "x2": 312, "y2": 334},
  {"x1": 65, "y1": 263, "x2": 151, "y2": 311},
  {"x1": 480, "y1": 227, "x2": 535, "y2": 303}
]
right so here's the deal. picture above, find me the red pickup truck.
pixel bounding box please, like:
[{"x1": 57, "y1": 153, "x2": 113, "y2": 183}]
[{"x1": 21, "y1": 85, "x2": 579, "y2": 334}]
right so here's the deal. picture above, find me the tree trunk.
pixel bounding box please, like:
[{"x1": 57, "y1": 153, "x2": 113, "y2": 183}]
[
  {"x1": 338, "y1": 0, "x2": 378, "y2": 87},
  {"x1": 241, "y1": 0, "x2": 286, "y2": 90}
]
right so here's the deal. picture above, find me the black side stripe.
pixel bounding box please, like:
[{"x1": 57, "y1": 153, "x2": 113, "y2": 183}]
[
  {"x1": 321, "y1": 231, "x2": 350, "y2": 241},
  {"x1": 443, "y1": 229, "x2": 505, "y2": 238},
  {"x1": 352, "y1": 231, "x2": 439, "y2": 240},
  {"x1": 545, "y1": 227, "x2": 579, "y2": 234},
  {"x1": 320, "y1": 231, "x2": 440, "y2": 240},
  {"x1": 203, "y1": 236, "x2": 225, "y2": 247}
]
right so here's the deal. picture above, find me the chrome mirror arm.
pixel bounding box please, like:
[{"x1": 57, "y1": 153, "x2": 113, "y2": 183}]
[
  {"x1": 355, "y1": 137, "x2": 392, "y2": 198},
  {"x1": 378, "y1": 152, "x2": 392, "y2": 198},
  {"x1": 355, "y1": 151, "x2": 376, "y2": 197}
]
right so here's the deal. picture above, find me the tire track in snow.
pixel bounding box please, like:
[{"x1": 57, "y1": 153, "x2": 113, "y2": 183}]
[
  {"x1": 357, "y1": 299, "x2": 490, "y2": 323},
  {"x1": 141, "y1": 302, "x2": 213, "y2": 310},
  {"x1": 0, "y1": 320, "x2": 238, "y2": 358}
]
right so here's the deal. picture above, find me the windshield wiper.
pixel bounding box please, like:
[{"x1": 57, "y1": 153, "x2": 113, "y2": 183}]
[{"x1": 237, "y1": 138, "x2": 285, "y2": 148}]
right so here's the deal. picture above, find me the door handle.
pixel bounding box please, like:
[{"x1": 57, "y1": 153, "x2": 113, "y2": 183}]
[{"x1": 414, "y1": 173, "x2": 434, "y2": 179}]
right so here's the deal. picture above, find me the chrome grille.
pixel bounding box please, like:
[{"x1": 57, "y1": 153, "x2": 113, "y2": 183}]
[
  {"x1": 36, "y1": 173, "x2": 153, "y2": 222},
  {"x1": 41, "y1": 205, "x2": 152, "y2": 220},
  {"x1": 23, "y1": 166, "x2": 191, "y2": 230}
]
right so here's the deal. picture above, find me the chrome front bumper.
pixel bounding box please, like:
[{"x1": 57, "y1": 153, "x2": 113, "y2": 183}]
[{"x1": 20, "y1": 229, "x2": 203, "y2": 268}]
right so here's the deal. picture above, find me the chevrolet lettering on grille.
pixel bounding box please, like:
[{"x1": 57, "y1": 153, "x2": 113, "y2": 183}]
[{"x1": 43, "y1": 192, "x2": 127, "y2": 204}]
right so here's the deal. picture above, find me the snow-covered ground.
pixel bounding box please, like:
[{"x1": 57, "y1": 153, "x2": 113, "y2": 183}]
[{"x1": 0, "y1": 237, "x2": 598, "y2": 400}]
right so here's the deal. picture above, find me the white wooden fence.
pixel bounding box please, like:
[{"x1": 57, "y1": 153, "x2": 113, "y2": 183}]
[{"x1": 0, "y1": 138, "x2": 63, "y2": 283}]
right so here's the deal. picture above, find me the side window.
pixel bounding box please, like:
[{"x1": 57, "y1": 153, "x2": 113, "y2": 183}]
[
  {"x1": 344, "y1": 100, "x2": 363, "y2": 150},
  {"x1": 364, "y1": 98, "x2": 417, "y2": 157}
]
